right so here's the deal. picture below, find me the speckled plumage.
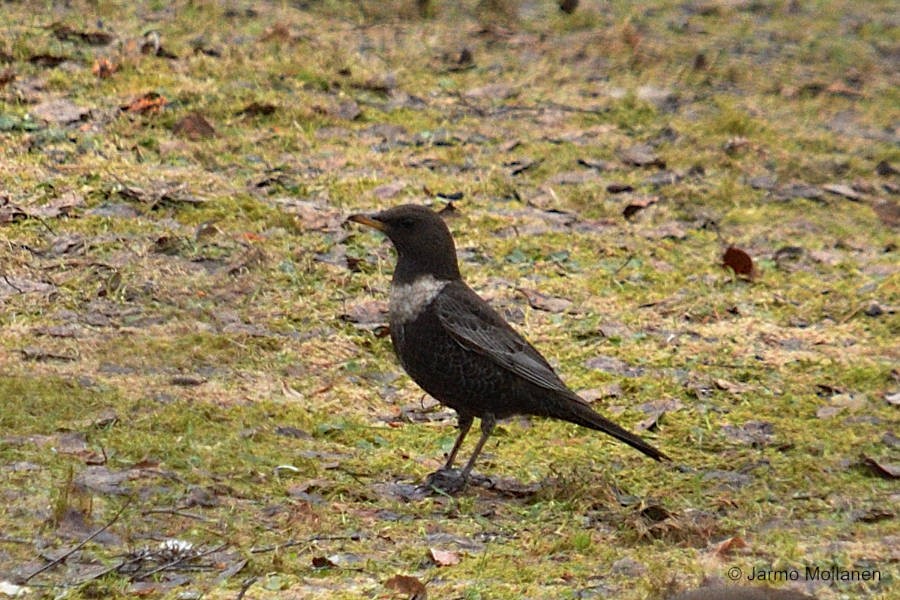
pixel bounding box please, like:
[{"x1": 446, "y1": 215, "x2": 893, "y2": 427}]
[{"x1": 349, "y1": 204, "x2": 669, "y2": 488}]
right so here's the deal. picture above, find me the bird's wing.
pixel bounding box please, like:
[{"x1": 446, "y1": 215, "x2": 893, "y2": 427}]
[{"x1": 434, "y1": 282, "x2": 572, "y2": 394}]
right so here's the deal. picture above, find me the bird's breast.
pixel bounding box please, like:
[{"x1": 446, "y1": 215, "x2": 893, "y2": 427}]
[{"x1": 389, "y1": 275, "x2": 450, "y2": 325}]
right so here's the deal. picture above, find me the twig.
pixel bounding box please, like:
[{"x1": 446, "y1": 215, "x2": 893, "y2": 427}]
[
  {"x1": 24, "y1": 498, "x2": 132, "y2": 582},
  {"x1": 250, "y1": 534, "x2": 360, "y2": 554},
  {"x1": 236, "y1": 576, "x2": 258, "y2": 600},
  {"x1": 136, "y1": 542, "x2": 227, "y2": 580},
  {"x1": 142, "y1": 508, "x2": 214, "y2": 522},
  {"x1": 611, "y1": 253, "x2": 635, "y2": 277}
]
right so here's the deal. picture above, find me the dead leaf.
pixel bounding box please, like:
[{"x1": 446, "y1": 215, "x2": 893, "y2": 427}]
[
  {"x1": 875, "y1": 160, "x2": 898, "y2": 176},
  {"x1": 20, "y1": 346, "x2": 76, "y2": 362},
  {"x1": 623, "y1": 196, "x2": 658, "y2": 219},
  {"x1": 385, "y1": 574, "x2": 427, "y2": 600},
  {"x1": 585, "y1": 355, "x2": 643, "y2": 377},
  {"x1": 31, "y1": 99, "x2": 90, "y2": 125},
  {"x1": 559, "y1": 0, "x2": 579, "y2": 14},
  {"x1": 636, "y1": 398, "x2": 683, "y2": 431},
  {"x1": 122, "y1": 92, "x2": 167, "y2": 114},
  {"x1": 872, "y1": 199, "x2": 899, "y2": 228},
  {"x1": 28, "y1": 54, "x2": 69, "y2": 67},
  {"x1": 51, "y1": 23, "x2": 113, "y2": 45},
  {"x1": 719, "y1": 421, "x2": 775, "y2": 446},
  {"x1": 722, "y1": 246, "x2": 754, "y2": 278},
  {"x1": 620, "y1": 144, "x2": 665, "y2": 168},
  {"x1": 92, "y1": 58, "x2": 117, "y2": 78},
  {"x1": 464, "y1": 83, "x2": 516, "y2": 100},
  {"x1": 340, "y1": 300, "x2": 389, "y2": 329},
  {"x1": 860, "y1": 456, "x2": 900, "y2": 479},
  {"x1": 505, "y1": 158, "x2": 542, "y2": 176},
  {"x1": 712, "y1": 535, "x2": 747, "y2": 557},
  {"x1": 516, "y1": 287, "x2": 572, "y2": 313},
  {"x1": 373, "y1": 181, "x2": 407, "y2": 199},
  {"x1": 822, "y1": 183, "x2": 862, "y2": 201},
  {"x1": 428, "y1": 547, "x2": 460, "y2": 566},
  {"x1": 236, "y1": 102, "x2": 277, "y2": 117},
  {"x1": 311, "y1": 556, "x2": 337, "y2": 569},
  {"x1": 173, "y1": 112, "x2": 216, "y2": 139},
  {"x1": 331, "y1": 100, "x2": 361, "y2": 121},
  {"x1": 0, "y1": 67, "x2": 16, "y2": 86}
]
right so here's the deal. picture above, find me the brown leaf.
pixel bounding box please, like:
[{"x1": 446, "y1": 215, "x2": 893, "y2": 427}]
[
  {"x1": 332, "y1": 100, "x2": 361, "y2": 121},
  {"x1": 28, "y1": 54, "x2": 68, "y2": 67},
  {"x1": 861, "y1": 456, "x2": 900, "y2": 479},
  {"x1": 236, "y1": 102, "x2": 277, "y2": 117},
  {"x1": 636, "y1": 398, "x2": 683, "y2": 431},
  {"x1": 712, "y1": 535, "x2": 747, "y2": 557},
  {"x1": 92, "y1": 58, "x2": 117, "y2": 78},
  {"x1": 623, "y1": 196, "x2": 657, "y2": 219},
  {"x1": 722, "y1": 246, "x2": 754, "y2": 278},
  {"x1": 311, "y1": 556, "x2": 337, "y2": 569},
  {"x1": 822, "y1": 183, "x2": 862, "y2": 201},
  {"x1": 0, "y1": 67, "x2": 15, "y2": 86},
  {"x1": 464, "y1": 83, "x2": 516, "y2": 100},
  {"x1": 31, "y1": 99, "x2": 90, "y2": 125},
  {"x1": 516, "y1": 287, "x2": 572, "y2": 313},
  {"x1": 340, "y1": 300, "x2": 388, "y2": 327},
  {"x1": 872, "y1": 199, "x2": 899, "y2": 228},
  {"x1": 385, "y1": 574, "x2": 427, "y2": 600},
  {"x1": 122, "y1": 92, "x2": 167, "y2": 114},
  {"x1": 620, "y1": 144, "x2": 665, "y2": 168},
  {"x1": 428, "y1": 547, "x2": 460, "y2": 566},
  {"x1": 373, "y1": 181, "x2": 407, "y2": 200},
  {"x1": 51, "y1": 24, "x2": 114, "y2": 46},
  {"x1": 173, "y1": 112, "x2": 216, "y2": 139}
]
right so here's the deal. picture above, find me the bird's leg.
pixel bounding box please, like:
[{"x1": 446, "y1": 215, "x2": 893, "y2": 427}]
[
  {"x1": 444, "y1": 414, "x2": 473, "y2": 470},
  {"x1": 459, "y1": 413, "x2": 496, "y2": 482}
]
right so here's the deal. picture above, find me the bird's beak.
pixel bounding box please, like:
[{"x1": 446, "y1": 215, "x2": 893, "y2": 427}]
[{"x1": 347, "y1": 213, "x2": 386, "y2": 231}]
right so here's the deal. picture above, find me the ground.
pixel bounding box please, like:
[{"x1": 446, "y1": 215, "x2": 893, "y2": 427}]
[{"x1": 0, "y1": 1, "x2": 897, "y2": 599}]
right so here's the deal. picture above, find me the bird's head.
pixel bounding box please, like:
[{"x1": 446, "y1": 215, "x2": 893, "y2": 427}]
[{"x1": 348, "y1": 204, "x2": 461, "y2": 283}]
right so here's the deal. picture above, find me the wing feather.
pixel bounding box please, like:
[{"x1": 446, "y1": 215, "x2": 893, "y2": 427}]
[{"x1": 434, "y1": 283, "x2": 571, "y2": 394}]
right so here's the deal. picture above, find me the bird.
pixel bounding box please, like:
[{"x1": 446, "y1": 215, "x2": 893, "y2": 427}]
[{"x1": 348, "y1": 204, "x2": 669, "y2": 490}]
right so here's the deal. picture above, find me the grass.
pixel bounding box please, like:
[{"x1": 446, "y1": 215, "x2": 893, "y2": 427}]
[{"x1": 1, "y1": 0, "x2": 898, "y2": 598}]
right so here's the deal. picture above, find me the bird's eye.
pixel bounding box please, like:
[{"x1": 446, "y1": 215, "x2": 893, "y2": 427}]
[{"x1": 398, "y1": 217, "x2": 415, "y2": 228}]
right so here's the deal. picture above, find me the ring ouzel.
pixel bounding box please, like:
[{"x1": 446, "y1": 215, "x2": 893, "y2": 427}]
[{"x1": 349, "y1": 204, "x2": 669, "y2": 490}]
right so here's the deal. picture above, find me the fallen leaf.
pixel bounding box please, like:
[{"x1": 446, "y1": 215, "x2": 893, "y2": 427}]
[
  {"x1": 712, "y1": 535, "x2": 747, "y2": 557},
  {"x1": 465, "y1": 83, "x2": 516, "y2": 100},
  {"x1": 173, "y1": 112, "x2": 216, "y2": 139},
  {"x1": 636, "y1": 398, "x2": 683, "y2": 431},
  {"x1": 516, "y1": 287, "x2": 572, "y2": 313},
  {"x1": 236, "y1": 102, "x2": 277, "y2": 117},
  {"x1": 92, "y1": 57, "x2": 117, "y2": 78},
  {"x1": 623, "y1": 196, "x2": 657, "y2": 219},
  {"x1": 722, "y1": 246, "x2": 754, "y2": 278},
  {"x1": 620, "y1": 144, "x2": 665, "y2": 168},
  {"x1": 51, "y1": 23, "x2": 113, "y2": 45},
  {"x1": 385, "y1": 574, "x2": 427, "y2": 600},
  {"x1": 122, "y1": 92, "x2": 167, "y2": 114},
  {"x1": 428, "y1": 547, "x2": 460, "y2": 566},
  {"x1": 872, "y1": 199, "x2": 899, "y2": 228},
  {"x1": 311, "y1": 556, "x2": 337, "y2": 569},
  {"x1": 31, "y1": 99, "x2": 90, "y2": 124},
  {"x1": 860, "y1": 456, "x2": 900, "y2": 479},
  {"x1": 822, "y1": 183, "x2": 862, "y2": 201},
  {"x1": 719, "y1": 421, "x2": 775, "y2": 446}
]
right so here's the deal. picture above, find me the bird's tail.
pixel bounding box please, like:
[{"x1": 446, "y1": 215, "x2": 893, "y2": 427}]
[{"x1": 553, "y1": 394, "x2": 671, "y2": 461}]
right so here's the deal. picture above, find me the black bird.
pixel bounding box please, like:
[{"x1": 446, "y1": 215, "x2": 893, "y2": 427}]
[{"x1": 349, "y1": 204, "x2": 669, "y2": 489}]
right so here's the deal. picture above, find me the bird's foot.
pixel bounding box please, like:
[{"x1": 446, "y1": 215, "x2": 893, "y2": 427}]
[{"x1": 420, "y1": 468, "x2": 469, "y2": 495}]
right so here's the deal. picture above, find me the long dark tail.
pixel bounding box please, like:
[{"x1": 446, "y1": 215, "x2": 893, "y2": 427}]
[{"x1": 552, "y1": 394, "x2": 671, "y2": 461}]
